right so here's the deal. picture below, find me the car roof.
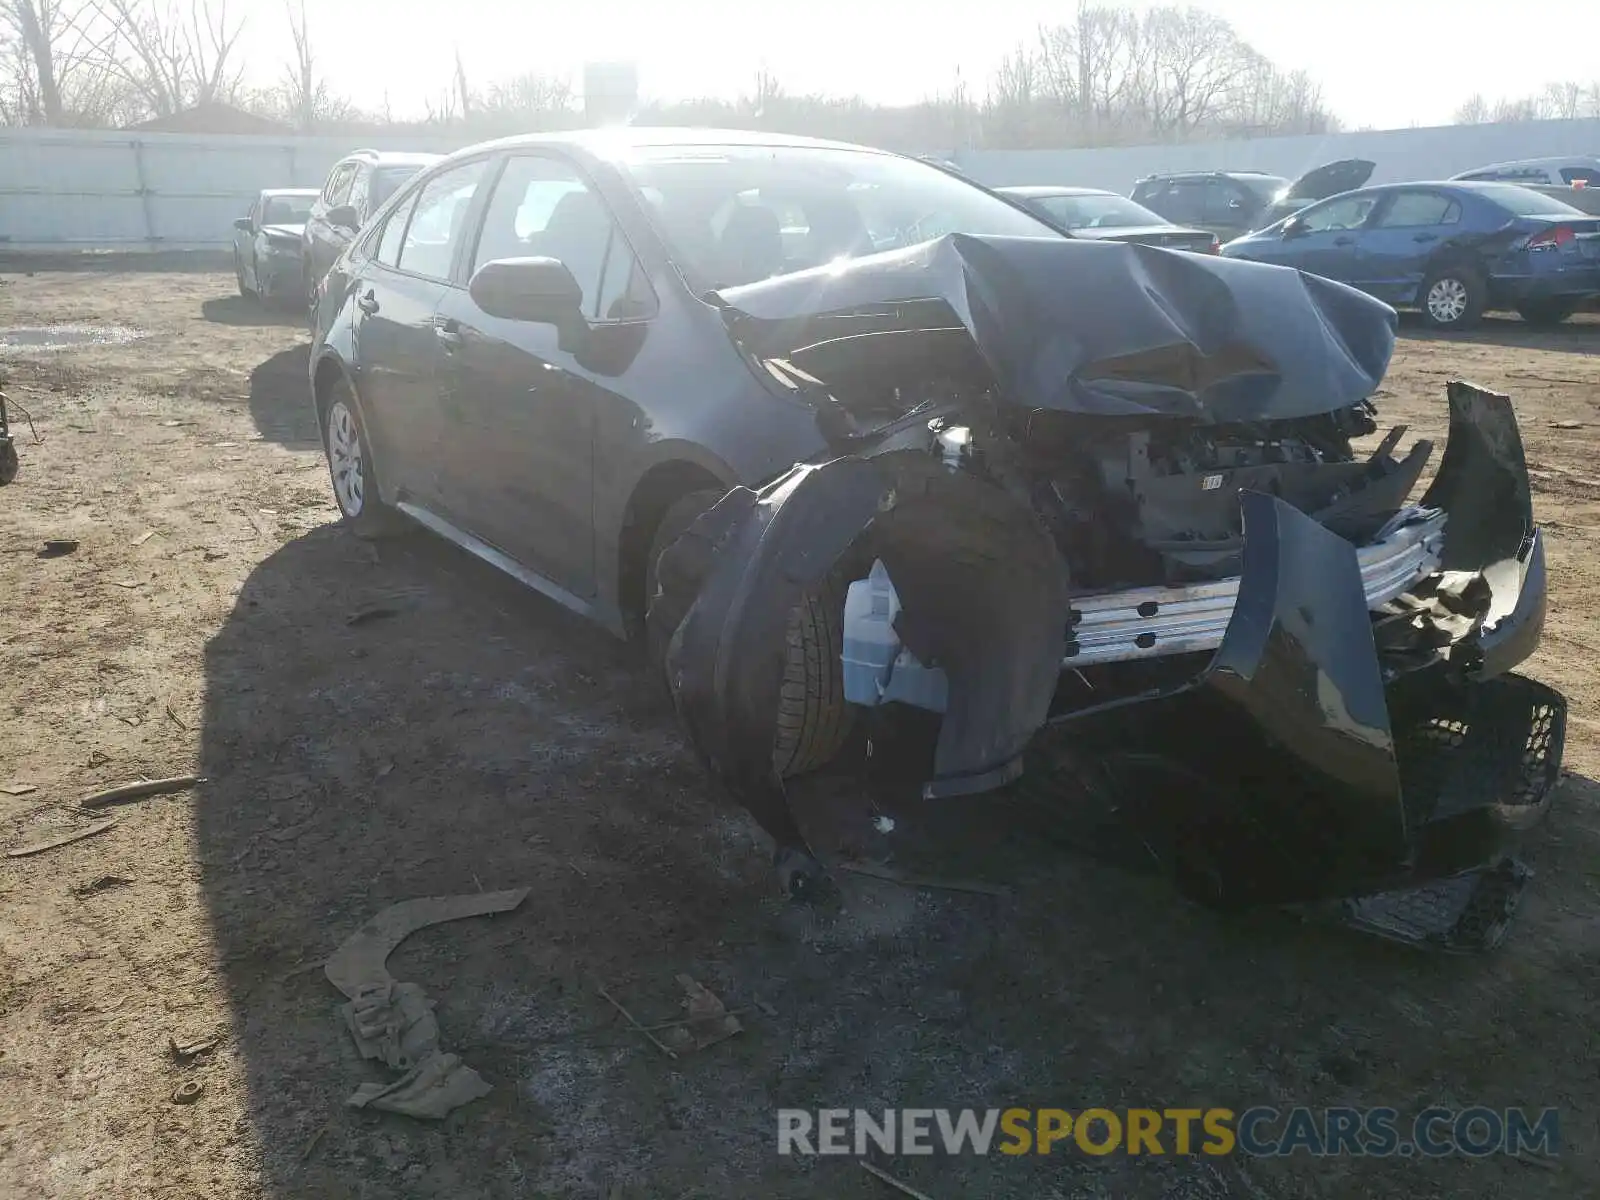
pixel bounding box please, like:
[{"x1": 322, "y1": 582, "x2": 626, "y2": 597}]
[
  {"x1": 343, "y1": 149, "x2": 445, "y2": 168},
  {"x1": 1135, "y1": 170, "x2": 1284, "y2": 182},
  {"x1": 1453, "y1": 155, "x2": 1600, "y2": 174},
  {"x1": 997, "y1": 185, "x2": 1115, "y2": 198},
  {"x1": 432, "y1": 126, "x2": 894, "y2": 166}
]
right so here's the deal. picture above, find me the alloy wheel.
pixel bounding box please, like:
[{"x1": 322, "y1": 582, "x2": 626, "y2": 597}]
[
  {"x1": 1427, "y1": 277, "x2": 1468, "y2": 325},
  {"x1": 327, "y1": 399, "x2": 365, "y2": 517}
]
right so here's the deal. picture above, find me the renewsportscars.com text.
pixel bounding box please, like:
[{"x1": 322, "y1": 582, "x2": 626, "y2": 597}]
[{"x1": 776, "y1": 1106, "x2": 1559, "y2": 1159}]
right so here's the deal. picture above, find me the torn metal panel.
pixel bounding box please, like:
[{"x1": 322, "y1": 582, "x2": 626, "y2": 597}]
[{"x1": 721, "y1": 232, "x2": 1398, "y2": 422}]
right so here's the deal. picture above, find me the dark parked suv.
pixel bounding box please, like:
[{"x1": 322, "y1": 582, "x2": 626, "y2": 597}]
[
  {"x1": 1133, "y1": 161, "x2": 1374, "y2": 241},
  {"x1": 301, "y1": 149, "x2": 439, "y2": 311},
  {"x1": 307, "y1": 129, "x2": 1560, "y2": 936}
]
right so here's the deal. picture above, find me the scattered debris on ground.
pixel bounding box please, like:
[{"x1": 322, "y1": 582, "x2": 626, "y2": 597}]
[
  {"x1": 72, "y1": 873, "x2": 133, "y2": 895},
  {"x1": 79, "y1": 773, "x2": 204, "y2": 809},
  {"x1": 324, "y1": 889, "x2": 529, "y2": 1120},
  {"x1": 7, "y1": 817, "x2": 118, "y2": 857}
]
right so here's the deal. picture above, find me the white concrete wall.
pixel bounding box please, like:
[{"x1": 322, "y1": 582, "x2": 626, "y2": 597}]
[
  {"x1": 0, "y1": 128, "x2": 460, "y2": 253},
  {"x1": 4, "y1": 117, "x2": 1600, "y2": 253},
  {"x1": 951, "y1": 117, "x2": 1600, "y2": 193}
]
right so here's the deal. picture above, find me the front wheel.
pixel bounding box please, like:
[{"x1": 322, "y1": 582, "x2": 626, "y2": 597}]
[
  {"x1": 234, "y1": 252, "x2": 254, "y2": 299},
  {"x1": 0, "y1": 441, "x2": 18, "y2": 485},
  {"x1": 323, "y1": 381, "x2": 403, "y2": 538},
  {"x1": 645, "y1": 489, "x2": 855, "y2": 779},
  {"x1": 1418, "y1": 265, "x2": 1486, "y2": 331},
  {"x1": 1517, "y1": 298, "x2": 1577, "y2": 327}
]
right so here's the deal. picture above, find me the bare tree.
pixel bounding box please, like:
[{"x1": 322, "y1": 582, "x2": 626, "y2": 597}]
[
  {"x1": 276, "y1": 0, "x2": 345, "y2": 130},
  {"x1": 0, "y1": 0, "x2": 115, "y2": 123},
  {"x1": 93, "y1": 0, "x2": 242, "y2": 117},
  {"x1": 453, "y1": 46, "x2": 471, "y2": 121}
]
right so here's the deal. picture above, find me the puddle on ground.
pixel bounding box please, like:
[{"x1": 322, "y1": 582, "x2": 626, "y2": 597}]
[{"x1": 0, "y1": 325, "x2": 146, "y2": 354}]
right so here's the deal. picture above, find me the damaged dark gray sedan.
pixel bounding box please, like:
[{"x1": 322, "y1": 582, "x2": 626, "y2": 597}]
[{"x1": 310, "y1": 131, "x2": 1564, "y2": 953}]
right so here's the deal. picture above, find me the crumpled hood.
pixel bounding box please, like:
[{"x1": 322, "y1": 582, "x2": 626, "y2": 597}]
[{"x1": 720, "y1": 233, "x2": 1397, "y2": 422}]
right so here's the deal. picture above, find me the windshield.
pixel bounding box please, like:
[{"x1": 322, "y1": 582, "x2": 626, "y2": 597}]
[
  {"x1": 618, "y1": 144, "x2": 1062, "y2": 289},
  {"x1": 1472, "y1": 183, "x2": 1586, "y2": 218},
  {"x1": 1029, "y1": 192, "x2": 1168, "y2": 230},
  {"x1": 262, "y1": 196, "x2": 312, "y2": 225}
]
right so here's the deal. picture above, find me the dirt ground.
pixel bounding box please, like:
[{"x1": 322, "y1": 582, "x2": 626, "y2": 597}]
[{"x1": 0, "y1": 270, "x2": 1596, "y2": 1200}]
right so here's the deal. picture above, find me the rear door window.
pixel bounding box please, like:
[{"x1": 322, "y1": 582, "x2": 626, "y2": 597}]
[
  {"x1": 1560, "y1": 167, "x2": 1600, "y2": 186},
  {"x1": 373, "y1": 190, "x2": 417, "y2": 267},
  {"x1": 323, "y1": 163, "x2": 356, "y2": 207},
  {"x1": 397, "y1": 160, "x2": 489, "y2": 282},
  {"x1": 1375, "y1": 191, "x2": 1461, "y2": 228},
  {"x1": 1202, "y1": 181, "x2": 1250, "y2": 224}
]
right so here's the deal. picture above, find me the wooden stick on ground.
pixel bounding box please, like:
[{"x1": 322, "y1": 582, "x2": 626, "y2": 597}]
[
  {"x1": 597, "y1": 985, "x2": 679, "y2": 1060},
  {"x1": 7, "y1": 818, "x2": 119, "y2": 858},
  {"x1": 80, "y1": 775, "x2": 204, "y2": 810},
  {"x1": 837, "y1": 860, "x2": 1009, "y2": 897},
  {"x1": 860, "y1": 1161, "x2": 937, "y2": 1200}
]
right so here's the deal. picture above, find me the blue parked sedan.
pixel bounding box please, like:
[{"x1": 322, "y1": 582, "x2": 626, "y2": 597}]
[{"x1": 1219, "y1": 181, "x2": 1600, "y2": 329}]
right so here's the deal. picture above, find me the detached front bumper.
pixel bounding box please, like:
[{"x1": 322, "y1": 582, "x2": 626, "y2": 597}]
[{"x1": 652, "y1": 382, "x2": 1564, "y2": 948}]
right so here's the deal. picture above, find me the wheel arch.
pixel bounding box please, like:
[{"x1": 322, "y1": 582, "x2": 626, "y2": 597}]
[{"x1": 616, "y1": 450, "x2": 738, "y2": 626}]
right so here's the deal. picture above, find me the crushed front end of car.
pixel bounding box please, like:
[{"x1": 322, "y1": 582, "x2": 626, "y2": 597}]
[{"x1": 649, "y1": 234, "x2": 1564, "y2": 952}]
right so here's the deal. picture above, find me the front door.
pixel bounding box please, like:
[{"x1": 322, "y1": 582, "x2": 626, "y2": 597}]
[
  {"x1": 1275, "y1": 192, "x2": 1379, "y2": 283},
  {"x1": 434, "y1": 152, "x2": 659, "y2": 598}
]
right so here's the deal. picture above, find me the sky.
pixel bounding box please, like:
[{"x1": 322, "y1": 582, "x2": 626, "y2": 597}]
[{"x1": 232, "y1": 0, "x2": 1597, "y2": 131}]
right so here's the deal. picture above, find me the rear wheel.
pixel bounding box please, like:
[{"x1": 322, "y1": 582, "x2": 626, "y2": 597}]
[
  {"x1": 322, "y1": 380, "x2": 403, "y2": 538},
  {"x1": 1418, "y1": 264, "x2": 1485, "y2": 331},
  {"x1": 1517, "y1": 298, "x2": 1577, "y2": 327},
  {"x1": 0, "y1": 441, "x2": 18, "y2": 485}
]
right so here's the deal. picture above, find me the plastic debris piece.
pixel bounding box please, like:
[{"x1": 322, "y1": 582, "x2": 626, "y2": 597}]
[{"x1": 346, "y1": 1053, "x2": 492, "y2": 1119}]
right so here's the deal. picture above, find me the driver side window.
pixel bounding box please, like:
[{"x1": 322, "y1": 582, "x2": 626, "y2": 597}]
[
  {"x1": 472, "y1": 154, "x2": 656, "y2": 321},
  {"x1": 1299, "y1": 194, "x2": 1375, "y2": 233}
]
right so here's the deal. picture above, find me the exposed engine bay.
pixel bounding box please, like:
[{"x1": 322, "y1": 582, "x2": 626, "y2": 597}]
[{"x1": 650, "y1": 234, "x2": 1565, "y2": 953}]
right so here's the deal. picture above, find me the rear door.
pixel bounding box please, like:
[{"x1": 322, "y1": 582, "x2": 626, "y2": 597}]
[
  {"x1": 1200, "y1": 178, "x2": 1258, "y2": 239},
  {"x1": 433, "y1": 151, "x2": 659, "y2": 596},
  {"x1": 353, "y1": 159, "x2": 490, "y2": 509},
  {"x1": 1351, "y1": 189, "x2": 1464, "y2": 303}
]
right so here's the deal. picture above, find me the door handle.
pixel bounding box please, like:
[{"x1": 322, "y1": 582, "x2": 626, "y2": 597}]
[
  {"x1": 1412, "y1": 233, "x2": 1438, "y2": 243},
  {"x1": 434, "y1": 319, "x2": 462, "y2": 349},
  {"x1": 357, "y1": 290, "x2": 379, "y2": 315}
]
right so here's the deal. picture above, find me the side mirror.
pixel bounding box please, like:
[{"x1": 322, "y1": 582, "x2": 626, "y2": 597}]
[
  {"x1": 328, "y1": 204, "x2": 360, "y2": 231},
  {"x1": 1282, "y1": 217, "x2": 1308, "y2": 239},
  {"x1": 233, "y1": 216, "x2": 254, "y2": 232},
  {"x1": 469, "y1": 257, "x2": 585, "y2": 329}
]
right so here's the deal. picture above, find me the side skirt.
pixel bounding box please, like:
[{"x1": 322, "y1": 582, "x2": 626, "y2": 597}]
[{"x1": 394, "y1": 501, "x2": 626, "y2": 638}]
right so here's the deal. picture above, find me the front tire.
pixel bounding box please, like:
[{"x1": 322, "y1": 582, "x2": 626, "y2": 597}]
[
  {"x1": 322, "y1": 381, "x2": 402, "y2": 538},
  {"x1": 1517, "y1": 298, "x2": 1577, "y2": 327},
  {"x1": 234, "y1": 252, "x2": 254, "y2": 300},
  {"x1": 644, "y1": 488, "x2": 855, "y2": 779},
  {"x1": 0, "y1": 441, "x2": 18, "y2": 485},
  {"x1": 1418, "y1": 264, "x2": 1485, "y2": 331}
]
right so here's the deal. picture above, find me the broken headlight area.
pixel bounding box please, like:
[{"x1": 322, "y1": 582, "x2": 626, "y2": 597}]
[{"x1": 654, "y1": 238, "x2": 1564, "y2": 949}]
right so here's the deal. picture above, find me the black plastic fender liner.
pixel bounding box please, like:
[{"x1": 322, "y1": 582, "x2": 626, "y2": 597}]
[
  {"x1": 868, "y1": 456, "x2": 1069, "y2": 798},
  {"x1": 655, "y1": 457, "x2": 892, "y2": 856},
  {"x1": 654, "y1": 451, "x2": 1069, "y2": 852}
]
